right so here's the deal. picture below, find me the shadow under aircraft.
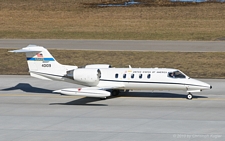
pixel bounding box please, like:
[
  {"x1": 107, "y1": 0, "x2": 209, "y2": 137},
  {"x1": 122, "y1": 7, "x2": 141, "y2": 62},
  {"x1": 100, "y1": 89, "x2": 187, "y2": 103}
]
[
  {"x1": 1, "y1": 83, "x2": 53, "y2": 94},
  {"x1": 50, "y1": 97, "x2": 108, "y2": 106},
  {"x1": 50, "y1": 91, "x2": 207, "y2": 106}
]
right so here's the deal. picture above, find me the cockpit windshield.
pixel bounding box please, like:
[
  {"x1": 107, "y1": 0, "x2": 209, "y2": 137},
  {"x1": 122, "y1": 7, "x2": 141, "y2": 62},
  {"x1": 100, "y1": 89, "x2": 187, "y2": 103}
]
[{"x1": 168, "y1": 71, "x2": 186, "y2": 78}]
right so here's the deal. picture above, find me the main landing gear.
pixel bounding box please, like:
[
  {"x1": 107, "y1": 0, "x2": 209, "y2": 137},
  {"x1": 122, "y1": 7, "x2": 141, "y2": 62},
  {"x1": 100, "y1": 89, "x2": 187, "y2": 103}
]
[
  {"x1": 111, "y1": 90, "x2": 120, "y2": 96},
  {"x1": 100, "y1": 90, "x2": 120, "y2": 100},
  {"x1": 187, "y1": 93, "x2": 193, "y2": 100}
]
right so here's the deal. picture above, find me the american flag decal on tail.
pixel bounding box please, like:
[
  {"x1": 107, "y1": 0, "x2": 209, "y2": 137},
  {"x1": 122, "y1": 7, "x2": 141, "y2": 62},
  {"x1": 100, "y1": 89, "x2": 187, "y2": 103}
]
[{"x1": 36, "y1": 53, "x2": 43, "y2": 58}]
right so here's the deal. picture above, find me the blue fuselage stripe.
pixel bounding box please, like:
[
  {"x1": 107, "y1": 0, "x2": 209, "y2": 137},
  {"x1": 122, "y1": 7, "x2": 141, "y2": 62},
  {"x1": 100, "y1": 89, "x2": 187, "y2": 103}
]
[{"x1": 27, "y1": 58, "x2": 55, "y2": 61}]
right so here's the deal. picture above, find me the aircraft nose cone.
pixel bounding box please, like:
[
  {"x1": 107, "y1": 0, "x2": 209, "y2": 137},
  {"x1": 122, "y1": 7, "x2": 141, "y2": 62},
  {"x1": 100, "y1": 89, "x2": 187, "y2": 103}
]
[{"x1": 210, "y1": 85, "x2": 212, "y2": 89}]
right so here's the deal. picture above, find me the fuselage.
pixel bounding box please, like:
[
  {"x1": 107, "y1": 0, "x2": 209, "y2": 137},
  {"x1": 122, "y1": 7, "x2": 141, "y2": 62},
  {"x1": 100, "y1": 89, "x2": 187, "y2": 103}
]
[{"x1": 97, "y1": 68, "x2": 211, "y2": 92}]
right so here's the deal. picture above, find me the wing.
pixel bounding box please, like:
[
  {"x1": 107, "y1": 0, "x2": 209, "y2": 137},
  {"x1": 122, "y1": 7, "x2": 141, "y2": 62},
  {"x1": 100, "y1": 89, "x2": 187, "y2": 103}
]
[{"x1": 53, "y1": 86, "x2": 123, "y2": 98}]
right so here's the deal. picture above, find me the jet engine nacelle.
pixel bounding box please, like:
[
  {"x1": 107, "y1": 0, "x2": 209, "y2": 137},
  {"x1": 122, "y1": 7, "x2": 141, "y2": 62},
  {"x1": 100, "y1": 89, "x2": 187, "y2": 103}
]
[{"x1": 66, "y1": 68, "x2": 101, "y2": 86}]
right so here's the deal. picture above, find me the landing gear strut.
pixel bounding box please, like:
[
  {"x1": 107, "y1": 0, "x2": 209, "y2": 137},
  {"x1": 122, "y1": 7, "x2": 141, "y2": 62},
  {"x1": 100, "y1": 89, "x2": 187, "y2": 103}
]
[{"x1": 187, "y1": 93, "x2": 193, "y2": 100}]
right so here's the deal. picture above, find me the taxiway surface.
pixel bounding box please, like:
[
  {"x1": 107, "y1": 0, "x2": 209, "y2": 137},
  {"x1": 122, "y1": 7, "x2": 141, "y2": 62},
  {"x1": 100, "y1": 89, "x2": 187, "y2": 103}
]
[
  {"x1": 0, "y1": 75, "x2": 224, "y2": 141},
  {"x1": 0, "y1": 39, "x2": 225, "y2": 52}
]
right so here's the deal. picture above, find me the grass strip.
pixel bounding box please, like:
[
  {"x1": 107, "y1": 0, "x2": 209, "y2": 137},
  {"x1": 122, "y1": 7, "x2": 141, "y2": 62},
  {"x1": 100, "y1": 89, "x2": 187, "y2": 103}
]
[{"x1": 0, "y1": 1, "x2": 225, "y2": 40}]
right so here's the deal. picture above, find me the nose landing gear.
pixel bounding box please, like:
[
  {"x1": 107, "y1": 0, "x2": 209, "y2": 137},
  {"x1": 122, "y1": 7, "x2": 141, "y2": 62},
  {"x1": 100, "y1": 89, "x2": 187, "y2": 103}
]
[{"x1": 187, "y1": 93, "x2": 193, "y2": 100}]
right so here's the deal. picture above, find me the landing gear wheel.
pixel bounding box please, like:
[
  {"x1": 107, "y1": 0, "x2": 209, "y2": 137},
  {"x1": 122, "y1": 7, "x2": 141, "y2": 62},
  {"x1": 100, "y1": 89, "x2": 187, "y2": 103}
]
[
  {"x1": 111, "y1": 90, "x2": 120, "y2": 96},
  {"x1": 100, "y1": 97, "x2": 107, "y2": 100},
  {"x1": 187, "y1": 93, "x2": 193, "y2": 100}
]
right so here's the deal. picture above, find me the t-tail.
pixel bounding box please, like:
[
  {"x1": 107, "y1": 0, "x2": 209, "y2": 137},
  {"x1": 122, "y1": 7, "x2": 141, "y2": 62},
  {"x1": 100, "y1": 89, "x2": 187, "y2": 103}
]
[{"x1": 9, "y1": 45, "x2": 77, "y2": 81}]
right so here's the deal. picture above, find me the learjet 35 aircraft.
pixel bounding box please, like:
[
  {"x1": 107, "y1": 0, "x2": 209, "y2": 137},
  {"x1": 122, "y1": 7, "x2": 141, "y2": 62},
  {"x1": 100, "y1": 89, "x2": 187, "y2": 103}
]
[{"x1": 10, "y1": 45, "x2": 212, "y2": 100}]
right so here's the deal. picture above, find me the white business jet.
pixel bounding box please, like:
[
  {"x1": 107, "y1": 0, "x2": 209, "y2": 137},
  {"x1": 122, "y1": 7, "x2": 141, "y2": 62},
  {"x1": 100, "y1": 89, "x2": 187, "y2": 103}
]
[{"x1": 10, "y1": 45, "x2": 212, "y2": 100}]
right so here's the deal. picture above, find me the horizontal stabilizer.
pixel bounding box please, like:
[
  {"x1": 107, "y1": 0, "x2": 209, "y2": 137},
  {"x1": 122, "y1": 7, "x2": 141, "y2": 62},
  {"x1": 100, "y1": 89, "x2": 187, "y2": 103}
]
[
  {"x1": 53, "y1": 88, "x2": 110, "y2": 98},
  {"x1": 9, "y1": 45, "x2": 42, "y2": 53}
]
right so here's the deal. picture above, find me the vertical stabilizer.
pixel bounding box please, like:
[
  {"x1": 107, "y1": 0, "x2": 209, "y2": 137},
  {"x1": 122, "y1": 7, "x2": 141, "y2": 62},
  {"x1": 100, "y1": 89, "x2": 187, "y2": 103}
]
[{"x1": 9, "y1": 45, "x2": 77, "y2": 80}]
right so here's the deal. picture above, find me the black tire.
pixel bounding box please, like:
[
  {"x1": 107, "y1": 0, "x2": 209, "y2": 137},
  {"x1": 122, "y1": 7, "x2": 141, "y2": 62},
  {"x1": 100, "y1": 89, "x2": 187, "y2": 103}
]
[
  {"x1": 111, "y1": 90, "x2": 120, "y2": 96},
  {"x1": 187, "y1": 93, "x2": 193, "y2": 100}
]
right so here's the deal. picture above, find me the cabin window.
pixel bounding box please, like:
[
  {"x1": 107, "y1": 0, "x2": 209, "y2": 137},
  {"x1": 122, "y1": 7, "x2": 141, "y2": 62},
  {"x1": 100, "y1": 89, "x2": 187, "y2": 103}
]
[
  {"x1": 131, "y1": 74, "x2": 134, "y2": 79},
  {"x1": 115, "y1": 73, "x2": 118, "y2": 78},
  {"x1": 168, "y1": 71, "x2": 186, "y2": 78},
  {"x1": 147, "y1": 74, "x2": 151, "y2": 79},
  {"x1": 139, "y1": 74, "x2": 142, "y2": 79},
  {"x1": 123, "y1": 74, "x2": 126, "y2": 79}
]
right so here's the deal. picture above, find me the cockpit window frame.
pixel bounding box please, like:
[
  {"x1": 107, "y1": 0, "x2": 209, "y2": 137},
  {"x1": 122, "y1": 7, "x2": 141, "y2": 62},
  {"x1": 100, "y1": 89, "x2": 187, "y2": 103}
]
[{"x1": 168, "y1": 71, "x2": 186, "y2": 79}]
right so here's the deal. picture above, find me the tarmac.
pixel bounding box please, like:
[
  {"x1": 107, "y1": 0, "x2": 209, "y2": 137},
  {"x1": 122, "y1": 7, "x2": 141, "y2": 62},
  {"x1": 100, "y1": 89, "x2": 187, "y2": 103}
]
[
  {"x1": 0, "y1": 39, "x2": 225, "y2": 52},
  {"x1": 0, "y1": 75, "x2": 225, "y2": 141}
]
